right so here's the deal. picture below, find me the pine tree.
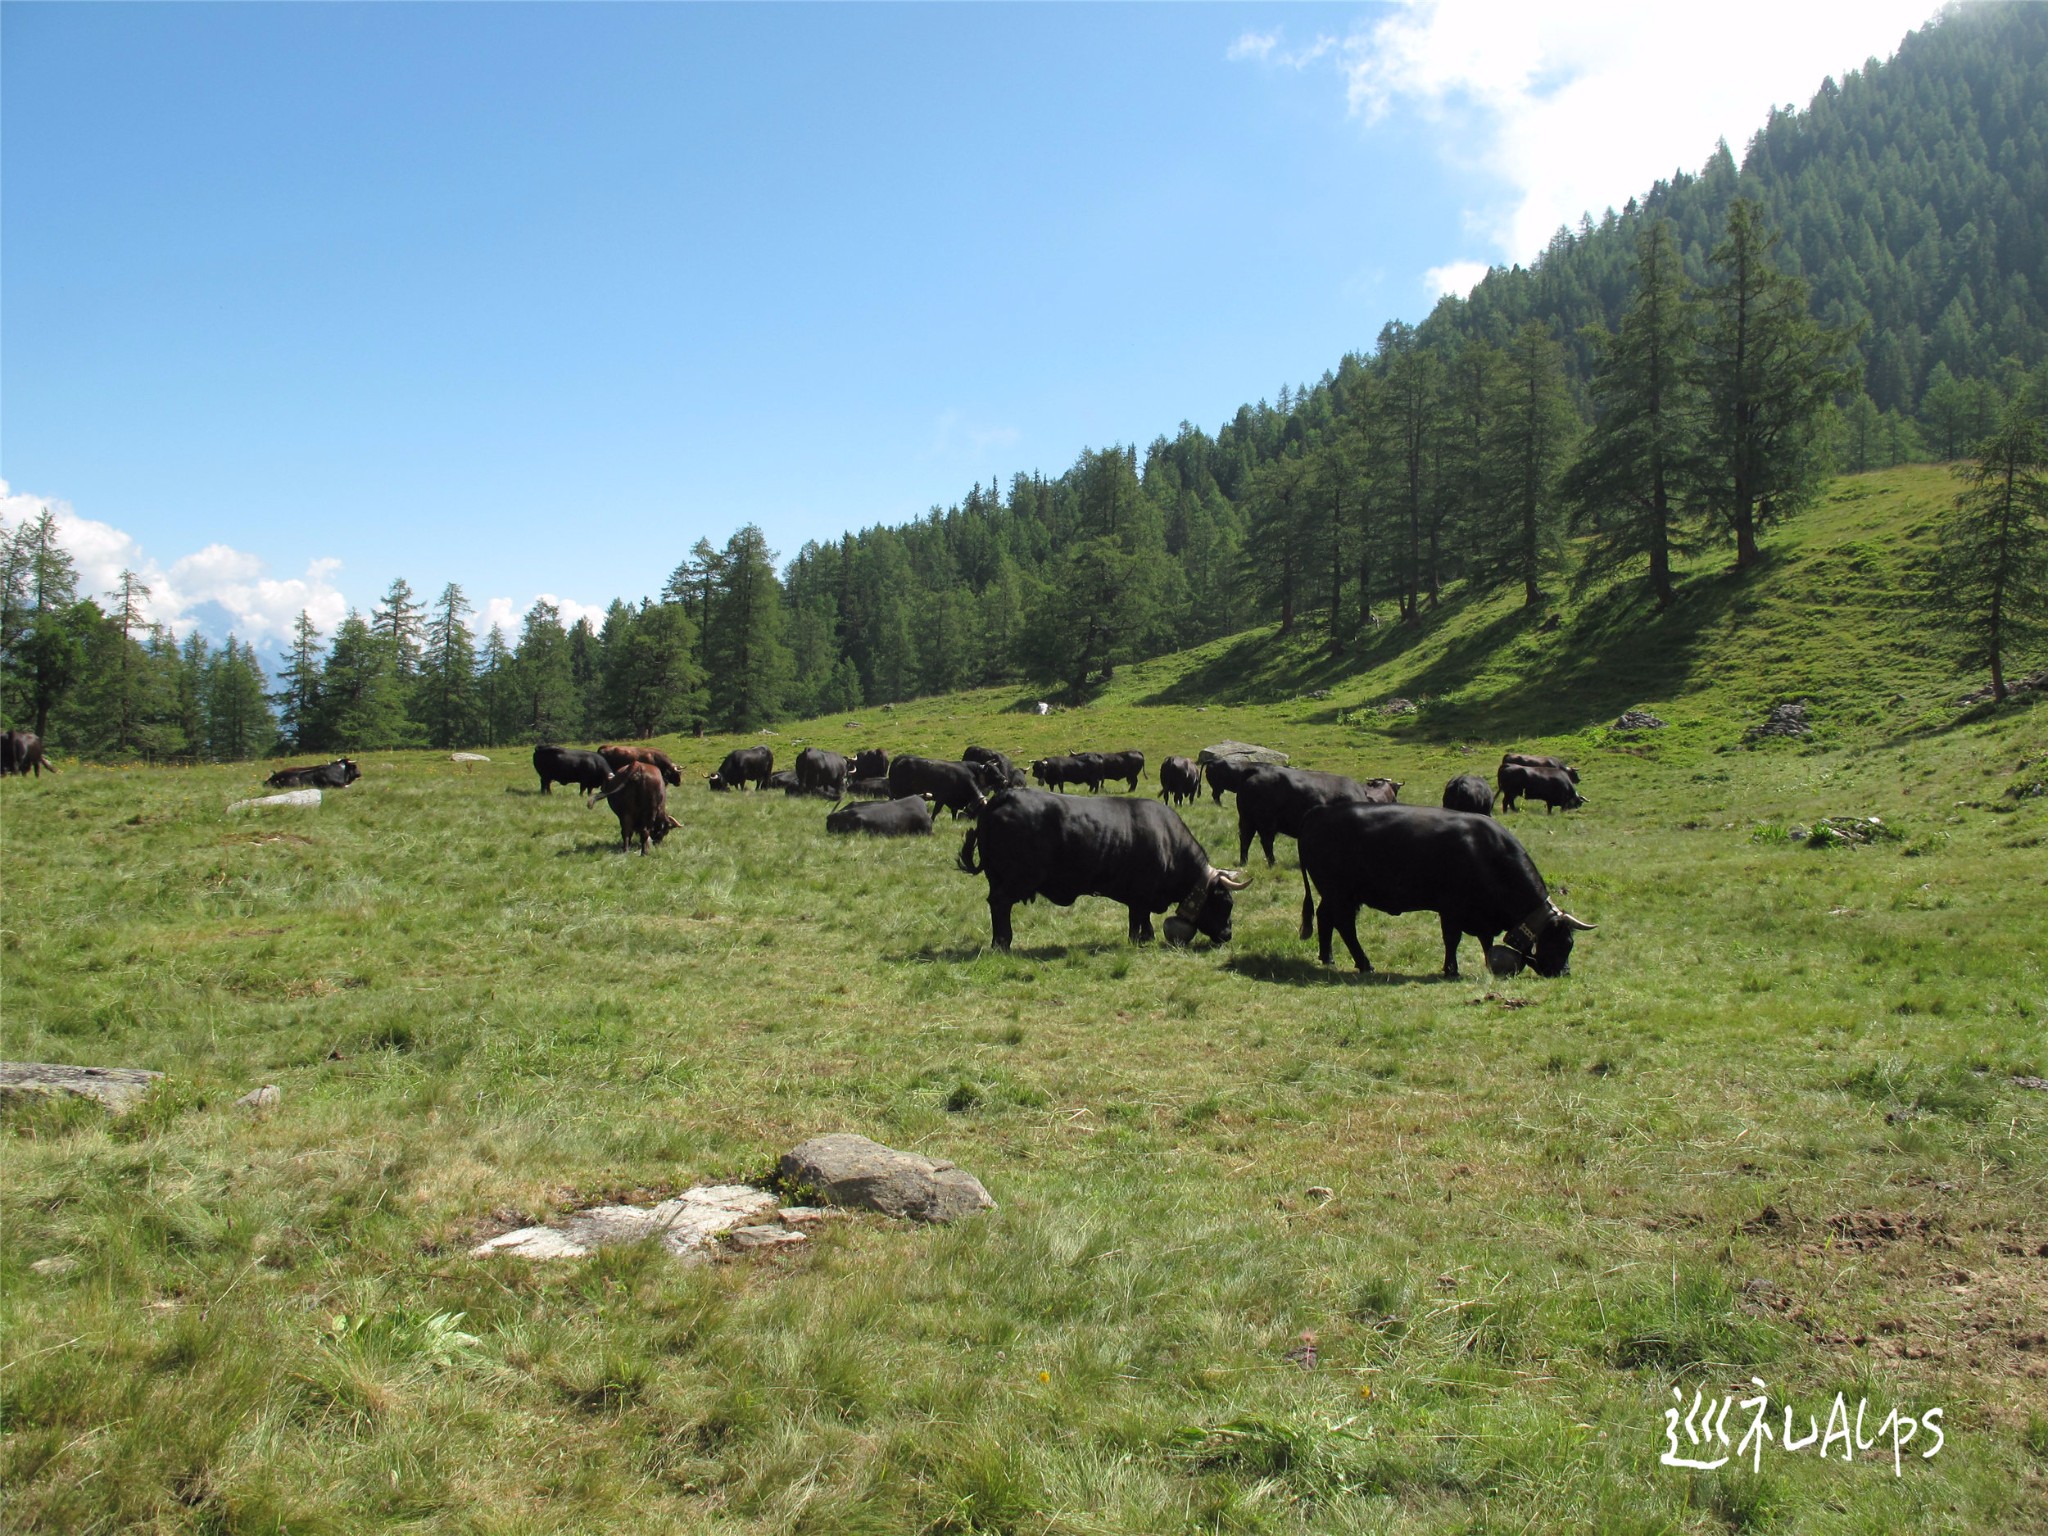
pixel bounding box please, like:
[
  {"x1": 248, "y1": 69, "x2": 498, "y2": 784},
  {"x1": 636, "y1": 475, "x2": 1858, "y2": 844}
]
[
  {"x1": 4, "y1": 509, "x2": 89, "y2": 739},
  {"x1": 705, "y1": 526, "x2": 792, "y2": 731},
  {"x1": 204, "y1": 638, "x2": 276, "y2": 760},
  {"x1": 1491, "y1": 323, "x2": 1580, "y2": 607},
  {"x1": 1562, "y1": 219, "x2": 1704, "y2": 610},
  {"x1": 105, "y1": 569, "x2": 153, "y2": 755},
  {"x1": 315, "y1": 610, "x2": 413, "y2": 748},
  {"x1": 601, "y1": 600, "x2": 704, "y2": 738},
  {"x1": 274, "y1": 611, "x2": 325, "y2": 751},
  {"x1": 1933, "y1": 385, "x2": 2048, "y2": 701},
  {"x1": 513, "y1": 601, "x2": 578, "y2": 742},
  {"x1": 417, "y1": 583, "x2": 479, "y2": 748},
  {"x1": 477, "y1": 627, "x2": 516, "y2": 748},
  {"x1": 1697, "y1": 197, "x2": 1855, "y2": 568},
  {"x1": 372, "y1": 577, "x2": 426, "y2": 680}
]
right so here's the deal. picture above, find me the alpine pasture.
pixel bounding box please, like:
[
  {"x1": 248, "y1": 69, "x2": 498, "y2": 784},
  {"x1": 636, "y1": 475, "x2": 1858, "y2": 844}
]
[{"x1": 4, "y1": 466, "x2": 2046, "y2": 1533}]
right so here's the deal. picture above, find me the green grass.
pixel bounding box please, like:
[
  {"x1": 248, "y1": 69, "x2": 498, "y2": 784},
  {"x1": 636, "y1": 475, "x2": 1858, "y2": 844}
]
[{"x1": 4, "y1": 466, "x2": 2047, "y2": 1532}]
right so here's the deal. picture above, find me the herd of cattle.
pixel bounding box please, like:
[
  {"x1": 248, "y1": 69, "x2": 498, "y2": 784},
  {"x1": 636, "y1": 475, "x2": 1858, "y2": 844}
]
[
  {"x1": 2, "y1": 727, "x2": 1595, "y2": 976},
  {"x1": 517, "y1": 736, "x2": 1598, "y2": 977}
]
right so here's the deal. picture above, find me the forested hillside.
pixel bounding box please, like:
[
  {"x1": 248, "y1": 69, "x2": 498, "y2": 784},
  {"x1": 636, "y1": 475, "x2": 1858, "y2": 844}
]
[{"x1": 5, "y1": 1, "x2": 2045, "y2": 758}]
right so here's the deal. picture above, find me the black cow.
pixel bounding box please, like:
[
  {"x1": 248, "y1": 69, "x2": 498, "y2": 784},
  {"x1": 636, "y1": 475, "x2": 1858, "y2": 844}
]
[
  {"x1": 1501, "y1": 751, "x2": 1579, "y2": 785},
  {"x1": 1203, "y1": 756, "x2": 1262, "y2": 805},
  {"x1": 1441, "y1": 774, "x2": 1495, "y2": 816},
  {"x1": 963, "y1": 746, "x2": 1021, "y2": 792},
  {"x1": 1031, "y1": 754, "x2": 1086, "y2": 792},
  {"x1": 764, "y1": 770, "x2": 801, "y2": 792},
  {"x1": 599, "y1": 744, "x2": 682, "y2": 786},
  {"x1": 825, "y1": 796, "x2": 934, "y2": 837},
  {"x1": 1297, "y1": 803, "x2": 1595, "y2": 978},
  {"x1": 1498, "y1": 761, "x2": 1585, "y2": 814},
  {"x1": 957, "y1": 788, "x2": 1250, "y2": 950},
  {"x1": 268, "y1": 758, "x2": 362, "y2": 790},
  {"x1": 796, "y1": 746, "x2": 849, "y2": 799},
  {"x1": 589, "y1": 761, "x2": 680, "y2": 854},
  {"x1": 534, "y1": 745, "x2": 613, "y2": 795},
  {"x1": 708, "y1": 746, "x2": 774, "y2": 791},
  {"x1": 888, "y1": 756, "x2": 986, "y2": 818},
  {"x1": 841, "y1": 775, "x2": 893, "y2": 800},
  {"x1": 1235, "y1": 766, "x2": 1401, "y2": 866},
  {"x1": 1093, "y1": 750, "x2": 1145, "y2": 793},
  {"x1": 1159, "y1": 755, "x2": 1202, "y2": 805},
  {"x1": 850, "y1": 748, "x2": 890, "y2": 780},
  {"x1": 1, "y1": 730, "x2": 54, "y2": 778}
]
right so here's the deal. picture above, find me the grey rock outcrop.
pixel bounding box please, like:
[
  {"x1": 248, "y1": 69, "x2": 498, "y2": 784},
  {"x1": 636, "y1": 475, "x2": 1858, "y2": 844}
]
[
  {"x1": 0, "y1": 1062, "x2": 162, "y2": 1112},
  {"x1": 1198, "y1": 741, "x2": 1288, "y2": 768},
  {"x1": 1612, "y1": 710, "x2": 1667, "y2": 732},
  {"x1": 779, "y1": 1133, "x2": 994, "y2": 1223},
  {"x1": 235, "y1": 1084, "x2": 281, "y2": 1111}
]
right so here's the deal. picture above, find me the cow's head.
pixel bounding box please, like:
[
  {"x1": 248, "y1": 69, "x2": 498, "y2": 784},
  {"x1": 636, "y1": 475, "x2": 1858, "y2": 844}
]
[
  {"x1": 1491, "y1": 902, "x2": 1594, "y2": 977},
  {"x1": 1164, "y1": 867, "x2": 1251, "y2": 947},
  {"x1": 341, "y1": 759, "x2": 362, "y2": 784},
  {"x1": 707, "y1": 773, "x2": 729, "y2": 792}
]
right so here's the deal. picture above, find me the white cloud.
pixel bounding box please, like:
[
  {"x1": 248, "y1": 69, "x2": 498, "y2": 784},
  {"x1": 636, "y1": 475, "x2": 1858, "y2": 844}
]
[
  {"x1": 1227, "y1": 30, "x2": 1278, "y2": 63},
  {"x1": 481, "y1": 593, "x2": 608, "y2": 637},
  {"x1": 1234, "y1": 1, "x2": 1940, "y2": 268},
  {"x1": 1424, "y1": 259, "x2": 1492, "y2": 299},
  {"x1": 926, "y1": 408, "x2": 1021, "y2": 463},
  {"x1": 0, "y1": 479, "x2": 348, "y2": 643}
]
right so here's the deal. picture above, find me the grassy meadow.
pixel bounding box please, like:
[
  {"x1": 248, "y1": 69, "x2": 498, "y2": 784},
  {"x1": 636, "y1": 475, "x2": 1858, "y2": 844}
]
[{"x1": 3, "y1": 467, "x2": 2046, "y2": 1533}]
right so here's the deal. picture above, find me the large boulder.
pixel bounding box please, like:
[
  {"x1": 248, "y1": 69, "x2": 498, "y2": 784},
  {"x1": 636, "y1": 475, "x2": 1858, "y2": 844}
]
[
  {"x1": 779, "y1": 1134, "x2": 994, "y2": 1223},
  {"x1": 0, "y1": 1062, "x2": 162, "y2": 1112},
  {"x1": 1198, "y1": 741, "x2": 1289, "y2": 768},
  {"x1": 228, "y1": 789, "x2": 322, "y2": 812}
]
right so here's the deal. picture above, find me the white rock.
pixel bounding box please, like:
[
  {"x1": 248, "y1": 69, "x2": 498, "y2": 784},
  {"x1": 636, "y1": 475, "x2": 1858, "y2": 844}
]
[
  {"x1": 472, "y1": 1183, "x2": 779, "y2": 1262},
  {"x1": 727, "y1": 1224, "x2": 808, "y2": 1251},
  {"x1": 235, "y1": 1084, "x2": 281, "y2": 1111},
  {"x1": 31, "y1": 1255, "x2": 80, "y2": 1276},
  {"x1": 0, "y1": 1062, "x2": 163, "y2": 1112},
  {"x1": 228, "y1": 789, "x2": 321, "y2": 813},
  {"x1": 450, "y1": 752, "x2": 491, "y2": 762}
]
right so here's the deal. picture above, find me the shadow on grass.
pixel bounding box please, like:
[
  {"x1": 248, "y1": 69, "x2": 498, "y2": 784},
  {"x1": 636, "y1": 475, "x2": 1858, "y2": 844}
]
[
  {"x1": 1224, "y1": 951, "x2": 1451, "y2": 987},
  {"x1": 894, "y1": 941, "x2": 1125, "y2": 964},
  {"x1": 554, "y1": 841, "x2": 643, "y2": 856},
  {"x1": 1877, "y1": 683, "x2": 2042, "y2": 747}
]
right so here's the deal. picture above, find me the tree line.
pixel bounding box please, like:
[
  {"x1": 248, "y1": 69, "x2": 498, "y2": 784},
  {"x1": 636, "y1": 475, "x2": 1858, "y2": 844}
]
[{"x1": 5, "y1": 4, "x2": 2044, "y2": 757}]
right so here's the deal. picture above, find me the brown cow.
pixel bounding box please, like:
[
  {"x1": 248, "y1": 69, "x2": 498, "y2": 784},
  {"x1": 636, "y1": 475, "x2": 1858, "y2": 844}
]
[
  {"x1": 589, "y1": 761, "x2": 681, "y2": 853},
  {"x1": 599, "y1": 744, "x2": 682, "y2": 786},
  {"x1": 1, "y1": 730, "x2": 55, "y2": 778}
]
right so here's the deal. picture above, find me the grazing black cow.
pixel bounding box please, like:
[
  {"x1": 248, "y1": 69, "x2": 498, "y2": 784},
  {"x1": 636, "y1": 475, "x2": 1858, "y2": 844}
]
[
  {"x1": 796, "y1": 746, "x2": 849, "y2": 799},
  {"x1": 957, "y1": 788, "x2": 1249, "y2": 950},
  {"x1": 1501, "y1": 751, "x2": 1579, "y2": 785},
  {"x1": 1441, "y1": 773, "x2": 1495, "y2": 816},
  {"x1": 268, "y1": 758, "x2": 362, "y2": 790},
  {"x1": 841, "y1": 774, "x2": 893, "y2": 800},
  {"x1": 599, "y1": 744, "x2": 682, "y2": 786},
  {"x1": 1159, "y1": 755, "x2": 1202, "y2": 805},
  {"x1": 534, "y1": 745, "x2": 613, "y2": 795},
  {"x1": 708, "y1": 746, "x2": 774, "y2": 791},
  {"x1": 1093, "y1": 749, "x2": 1145, "y2": 793},
  {"x1": 589, "y1": 761, "x2": 680, "y2": 854},
  {"x1": 825, "y1": 796, "x2": 934, "y2": 837},
  {"x1": 1297, "y1": 803, "x2": 1594, "y2": 978},
  {"x1": 888, "y1": 756, "x2": 986, "y2": 818},
  {"x1": 1235, "y1": 766, "x2": 1401, "y2": 867},
  {"x1": 1203, "y1": 756, "x2": 1261, "y2": 805},
  {"x1": 850, "y1": 748, "x2": 890, "y2": 780},
  {"x1": 963, "y1": 746, "x2": 1020, "y2": 792},
  {"x1": 1, "y1": 730, "x2": 54, "y2": 778},
  {"x1": 1498, "y1": 761, "x2": 1585, "y2": 814}
]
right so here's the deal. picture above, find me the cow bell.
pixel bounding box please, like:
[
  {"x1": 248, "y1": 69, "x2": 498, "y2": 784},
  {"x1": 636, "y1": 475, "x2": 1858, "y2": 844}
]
[
  {"x1": 1163, "y1": 915, "x2": 1197, "y2": 947},
  {"x1": 1484, "y1": 944, "x2": 1528, "y2": 977}
]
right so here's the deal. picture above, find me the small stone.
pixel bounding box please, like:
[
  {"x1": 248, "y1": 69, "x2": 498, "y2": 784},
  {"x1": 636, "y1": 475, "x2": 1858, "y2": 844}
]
[
  {"x1": 780, "y1": 1133, "x2": 994, "y2": 1223},
  {"x1": 1612, "y1": 709, "x2": 1666, "y2": 732},
  {"x1": 777, "y1": 1207, "x2": 833, "y2": 1226},
  {"x1": 1306, "y1": 1186, "x2": 1334, "y2": 1203},
  {"x1": 0, "y1": 1062, "x2": 163, "y2": 1112},
  {"x1": 727, "y1": 1224, "x2": 807, "y2": 1251},
  {"x1": 31, "y1": 1255, "x2": 80, "y2": 1276},
  {"x1": 236, "y1": 1084, "x2": 281, "y2": 1111}
]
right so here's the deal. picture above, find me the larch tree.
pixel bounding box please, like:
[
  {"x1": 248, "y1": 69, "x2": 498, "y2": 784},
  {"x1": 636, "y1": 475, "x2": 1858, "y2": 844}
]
[
  {"x1": 1933, "y1": 386, "x2": 2048, "y2": 701},
  {"x1": 1697, "y1": 197, "x2": 1855, "y2": 569},
  {"x1": 1562, "y1": 219, "x2": 1704, "y2": 610}
]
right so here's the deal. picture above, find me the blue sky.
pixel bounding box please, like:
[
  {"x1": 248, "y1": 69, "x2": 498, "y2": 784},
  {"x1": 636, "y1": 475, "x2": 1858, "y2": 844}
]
[{"x1": 1, "y1": 1, "x2": 1938, "y2": 649}]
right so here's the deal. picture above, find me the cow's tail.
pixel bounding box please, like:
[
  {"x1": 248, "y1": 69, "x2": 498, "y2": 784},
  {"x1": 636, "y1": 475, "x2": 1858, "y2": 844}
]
[
  {"x1": 587, "y1": 775, "x2": 625, "y2": 807},
  {"x1": 1299, "y1": 868, "x2": 1315, "y2": 942},
  {"x1": 957, "y1": 825, "x2": 981, "y2": 875}
]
